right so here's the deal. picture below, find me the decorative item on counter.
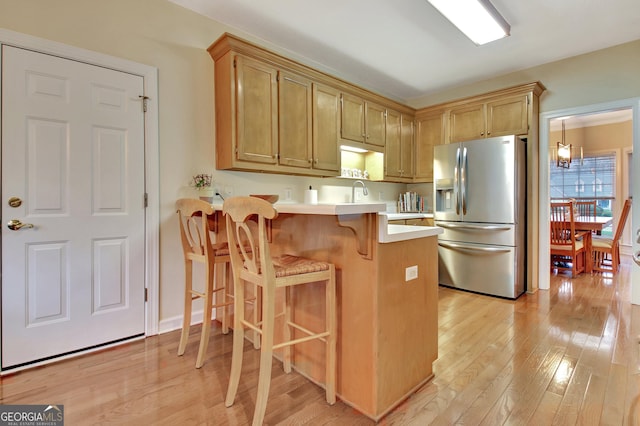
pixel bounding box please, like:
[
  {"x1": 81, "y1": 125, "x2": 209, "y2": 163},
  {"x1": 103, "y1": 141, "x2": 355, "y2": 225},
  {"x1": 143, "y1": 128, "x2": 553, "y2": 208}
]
[
  {"x1": 398, "y1": 191, "x2": 425, "y2": 213},
  {"x1": 304, "y1": 185, "x2": 318, "y2": 205},
  {"x1": 192, "y1": 173, "x2": 214, "y2": 202}
]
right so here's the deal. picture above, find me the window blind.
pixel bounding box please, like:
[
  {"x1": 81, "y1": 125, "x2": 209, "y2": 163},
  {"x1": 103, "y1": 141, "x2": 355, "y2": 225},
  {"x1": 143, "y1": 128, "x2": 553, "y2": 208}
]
[{"x1": 549, "y1": 152, "x2": 616, "y2": 200}]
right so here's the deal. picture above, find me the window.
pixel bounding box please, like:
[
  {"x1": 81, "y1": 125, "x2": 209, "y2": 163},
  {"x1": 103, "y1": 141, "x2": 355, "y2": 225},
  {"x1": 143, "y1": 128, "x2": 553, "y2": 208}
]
[{"x1": 550, "y1": 152, "x2": 616, "y2": 201}]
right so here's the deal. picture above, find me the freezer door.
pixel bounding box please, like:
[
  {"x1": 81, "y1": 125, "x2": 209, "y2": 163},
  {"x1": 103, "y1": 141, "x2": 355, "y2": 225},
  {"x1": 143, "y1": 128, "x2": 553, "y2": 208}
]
[
  {"x1": 438, "y1": 241, "x2": 525, "y2": 299},
  {"x1": 436, "y1": 221, "x2": 518, "y2": 246},
  {"x1": 461, "y1": 135, "x2": 524, "y2": 224}
]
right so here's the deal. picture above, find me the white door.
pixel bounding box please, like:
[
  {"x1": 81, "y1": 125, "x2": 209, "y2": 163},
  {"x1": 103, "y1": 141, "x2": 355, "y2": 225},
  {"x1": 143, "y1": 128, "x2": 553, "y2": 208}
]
[{"x1": 1, "y1": 46, "x2": 146, "y2": 369}]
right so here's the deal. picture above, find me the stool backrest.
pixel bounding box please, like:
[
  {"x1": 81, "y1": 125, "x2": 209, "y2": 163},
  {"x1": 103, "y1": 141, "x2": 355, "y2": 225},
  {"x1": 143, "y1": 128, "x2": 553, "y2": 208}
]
[
  {"x1": 176, "y1": 198, "x2": 215, "y2": 262},
  {"x1": 223, "y1": 196, "x2": 278, "y2": 282}
]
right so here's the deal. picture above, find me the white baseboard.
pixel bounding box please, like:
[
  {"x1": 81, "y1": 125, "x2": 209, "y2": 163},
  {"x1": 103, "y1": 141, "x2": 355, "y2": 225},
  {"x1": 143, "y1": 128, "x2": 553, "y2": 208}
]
[{"x1": 159, "y1": 309, "x2": 223, "y2": 335}]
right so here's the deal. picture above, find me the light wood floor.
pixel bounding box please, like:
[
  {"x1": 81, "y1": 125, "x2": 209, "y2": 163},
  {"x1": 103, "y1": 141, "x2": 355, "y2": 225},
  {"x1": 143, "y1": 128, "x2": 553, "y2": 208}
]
[{"x1": 2, "y1": 257, "x2": 639, "y2": 425}]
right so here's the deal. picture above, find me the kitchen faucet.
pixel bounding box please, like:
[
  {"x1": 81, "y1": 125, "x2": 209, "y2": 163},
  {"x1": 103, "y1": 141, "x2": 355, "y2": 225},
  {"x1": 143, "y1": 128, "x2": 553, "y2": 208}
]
[{"x1": 351, "y1": 180, "x2": 368, "y2": 203}]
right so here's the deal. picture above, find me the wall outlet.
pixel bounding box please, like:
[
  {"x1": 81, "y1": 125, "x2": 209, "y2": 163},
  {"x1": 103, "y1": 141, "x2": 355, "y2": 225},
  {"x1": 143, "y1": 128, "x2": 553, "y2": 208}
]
[
  {"x1": 405, "y1": 265, "x2": 418, "y2": 281},
  {"x1": 355, "y1": 188, "x2": 363, "y2": 201},
  {"x1": 284, "y1": 188, "x2": 292, "y2": 201},
  {"x1": 378, "y1": 191, "x2": 384, "y2": 201}
]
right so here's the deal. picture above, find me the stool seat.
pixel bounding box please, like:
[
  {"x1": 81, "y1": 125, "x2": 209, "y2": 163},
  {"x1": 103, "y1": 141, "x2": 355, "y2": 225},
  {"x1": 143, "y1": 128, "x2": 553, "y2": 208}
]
[{"x1": 223, "y1": 196, "x2": 337, "y2": 426}]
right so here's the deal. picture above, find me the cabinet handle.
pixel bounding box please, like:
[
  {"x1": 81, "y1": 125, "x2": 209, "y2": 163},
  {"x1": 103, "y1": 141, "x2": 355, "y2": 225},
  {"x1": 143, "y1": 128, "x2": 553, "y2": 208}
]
[{"x1": 480, "y1": 132, "x2": 484, "y2": 136}]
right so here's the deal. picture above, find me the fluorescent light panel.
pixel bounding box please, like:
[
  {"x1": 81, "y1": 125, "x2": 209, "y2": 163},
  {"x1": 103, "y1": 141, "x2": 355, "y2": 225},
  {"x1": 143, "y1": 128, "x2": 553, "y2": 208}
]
[
  {"x1": 427, "y1": 0, "x2": 510, "y2": 45},
  {"x1": 340, "y1": 145, "x2": 368, "y2": 153}
]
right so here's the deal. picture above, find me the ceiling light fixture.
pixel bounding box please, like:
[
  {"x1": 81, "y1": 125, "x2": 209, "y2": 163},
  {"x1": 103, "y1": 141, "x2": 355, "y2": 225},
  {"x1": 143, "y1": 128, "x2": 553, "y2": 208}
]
[
  {"x1": 556, "y1": 120, "x2": 583, "y2": 169},
  {"x1": 426, "y1": 0, "x2": 511, "y2": 45}
]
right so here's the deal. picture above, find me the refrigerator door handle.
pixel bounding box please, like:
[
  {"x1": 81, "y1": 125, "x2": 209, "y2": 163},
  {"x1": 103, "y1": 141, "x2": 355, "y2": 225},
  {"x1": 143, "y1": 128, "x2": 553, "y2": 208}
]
[
  {"x1": 438, "y1": 241, "x2": 511, "y2": 253},
  {"x1": 461, "y1": 147, "x2": 468, "y2": 215},
  {"x1": 454, "y1": 147, "x2": 461, "y2": 215},
  {"x1": 436, "y1": 222, "x2": 512, "y2": 231}
]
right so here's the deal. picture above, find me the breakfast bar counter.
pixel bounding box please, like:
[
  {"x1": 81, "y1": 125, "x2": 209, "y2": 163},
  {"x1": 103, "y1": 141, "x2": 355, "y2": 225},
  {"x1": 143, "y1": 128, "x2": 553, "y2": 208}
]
[{"x1": 212, "y1": 202, "x2": 441, "y2": 421}]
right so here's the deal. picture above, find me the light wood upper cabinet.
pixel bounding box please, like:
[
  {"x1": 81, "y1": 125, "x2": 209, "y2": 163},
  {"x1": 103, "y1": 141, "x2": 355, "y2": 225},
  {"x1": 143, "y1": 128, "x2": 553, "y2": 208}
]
[
  {"x1": 340, "y1": 93, "x2": 365, "y2": 143},
  {"x1": 235, "y1": 55, "x2": 278, "y2": 164},
  {"x1": 414, "y1": 111, "x2": 445, "y2": 182},
  {"x1": 385, "y1": 109, "x2": 414, "y2": 181},
  {"x1": 449, "y1": 103, "x2": 485, "y2": 142},
  {"x1": 365, "y1": 101, "x2": 386, "y2": 147},
  {"x1": 341, "y1": 93, "x2": 386, "y2": 148},
  {"x1": 312, "y1": 83, "x2": 340, "y2": 172},
  {"x1": 487, "y1": 95, "x2": 529, "y2": 137},
  {"x1": 449, "y1": 94, "x2": 529, "y2": 142},
  {"x1": 210, "y1": 33, "x2": 414, "y2": 177},
  {"x1": 278, "y1": 70, "x2": 313, "y2": 169}
]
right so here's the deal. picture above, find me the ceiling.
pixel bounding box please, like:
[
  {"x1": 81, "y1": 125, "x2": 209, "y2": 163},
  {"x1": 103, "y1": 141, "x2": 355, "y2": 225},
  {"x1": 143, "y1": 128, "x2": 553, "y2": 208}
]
[
  {"x1": 550, "y1": 109, "x2": 633, "y2": 131},
  {"x1": 169, "y1": 0, "x2": 640, "y2": 104}
]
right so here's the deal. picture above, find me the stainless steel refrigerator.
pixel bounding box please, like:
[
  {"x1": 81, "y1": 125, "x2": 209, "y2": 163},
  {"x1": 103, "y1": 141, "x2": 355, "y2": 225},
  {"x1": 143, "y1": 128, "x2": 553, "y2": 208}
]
[{"x1": 434, "y1": 135, "x2": 526, "y2": 299}]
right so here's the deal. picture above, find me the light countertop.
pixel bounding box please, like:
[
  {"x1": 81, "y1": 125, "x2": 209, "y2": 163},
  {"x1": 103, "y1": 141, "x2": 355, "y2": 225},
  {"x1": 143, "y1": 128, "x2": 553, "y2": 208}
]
[
  {"x1": 378, "y1": 214, "x2": 442, "y2": 243},
  {"x1": 212, "y1": 202, "x2": 386, "y2": 215},
  {"x1": 380, "y1": 212, "x2": 434, "y2": 221}
]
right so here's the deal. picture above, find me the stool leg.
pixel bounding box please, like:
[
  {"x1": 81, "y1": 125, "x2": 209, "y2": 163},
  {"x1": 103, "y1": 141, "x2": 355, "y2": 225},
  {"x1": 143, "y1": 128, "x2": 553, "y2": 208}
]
[
  {"x1": 220, "y1": 262, "x2": 230, "y2": 335},
  {"x1": 325, "y1": 267, "x2": 336, "y2": 405},
  {"x1": 178, "y1": 260, "x2": 193, "y2": 356},
  {"x1": 283, "y1": 286, "x2": 292, "y2": 374},
  {"x1": 196, "y1": 260, "x2": 215, "y2": 369},
  {"x1": 253, "y1": 283, "x2": 261, "y2": 349},
  {"x1": 225, "y1": 277, "x2": 246, "y2": 407},
  {"x1": 253, "y1": 284, "x2": 275, "y2": 426}
]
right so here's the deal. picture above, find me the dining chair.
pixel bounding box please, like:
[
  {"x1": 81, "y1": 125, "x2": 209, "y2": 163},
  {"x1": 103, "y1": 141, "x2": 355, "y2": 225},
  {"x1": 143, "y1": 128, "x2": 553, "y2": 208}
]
[
  {"x1": 576, "y1": 200, "x2": 597, "y2": 218},
  {"x1": 592, "y1": 198, "x2": 632, "y2": 273},
  {"x1": 223, "y1": 196, "x2": 336, "y2": 426},
  {"x1": 176, "y1": 198, "x2": 234, "y2": 368},
  {"x1": 550, "y1": 201, "x2": 589, "y2": 277}
]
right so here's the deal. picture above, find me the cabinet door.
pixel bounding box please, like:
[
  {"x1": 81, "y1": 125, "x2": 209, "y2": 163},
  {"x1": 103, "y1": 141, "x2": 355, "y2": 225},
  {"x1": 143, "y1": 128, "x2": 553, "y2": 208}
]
[
  {"x1": 365, "y1": 101, "x2": 386, "y2": 147},
  {"x1": 341, "y1": 93, "x2": 365, "y2": 143},
  {"x1": 487, "y1": 94, "x2": 528, "y2": 137},
  {"x1": 449, "y1": 103, "x2": 485, "y2": 142},
  {"x1": 278, "y1": 70, "x2": 313, "y2": 168},
  {"x1": 384, "y1": 109, "x2": 402, "y2": 178},
  {"x1": 312, "y1": 83, "x2": 340, "y2": 172},
  {"x1": 235, "y1": 56, "x2": 278, "y2": 164},
  {"x1": 415, "y1": 112, "x2": 443, "y2": 181},
  {"x1": 400, "y1": 114, "x2": 414, "y2": 177}
]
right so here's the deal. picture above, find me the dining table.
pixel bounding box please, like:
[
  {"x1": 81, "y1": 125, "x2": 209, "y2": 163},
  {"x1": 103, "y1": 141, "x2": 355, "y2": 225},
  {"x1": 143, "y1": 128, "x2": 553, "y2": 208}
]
[{"x1": 573, "y1": 215, "x2": 614, "y2": 233}]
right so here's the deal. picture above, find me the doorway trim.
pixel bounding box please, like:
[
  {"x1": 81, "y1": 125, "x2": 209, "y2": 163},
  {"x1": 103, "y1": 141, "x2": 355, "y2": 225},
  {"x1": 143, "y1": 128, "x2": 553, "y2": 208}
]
[
  {"x1": 539, "y1": 97, "x2": 640, "y2": 302},
  {"x1": 0, "y1": 28, "x2": 160, "y2": 335}
]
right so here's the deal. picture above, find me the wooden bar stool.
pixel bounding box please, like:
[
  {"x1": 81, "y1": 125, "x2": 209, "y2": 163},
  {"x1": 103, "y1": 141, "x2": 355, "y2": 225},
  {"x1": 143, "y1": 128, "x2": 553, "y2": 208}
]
[
  {"x1": 176, "y1": 198, "x2": 234, "y2": 368},
  {"x1": 223, "y1": 196, "x2": 336, "y2": 426}
]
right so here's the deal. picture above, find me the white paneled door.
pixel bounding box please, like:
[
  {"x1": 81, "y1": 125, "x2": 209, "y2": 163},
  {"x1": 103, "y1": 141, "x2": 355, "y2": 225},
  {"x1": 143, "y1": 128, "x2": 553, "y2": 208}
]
[{"x1": 1, "y1": 46, "x2": 146, "y2": 369}]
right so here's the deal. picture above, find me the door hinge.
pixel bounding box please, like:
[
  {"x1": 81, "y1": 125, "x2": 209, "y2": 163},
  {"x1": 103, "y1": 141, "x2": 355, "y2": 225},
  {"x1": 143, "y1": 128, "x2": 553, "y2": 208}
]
[
  {"x1": 144, "y1": 193, "x2": 148, "y2": 208},
  {"x1": 139, "y1": 95, "x2": 150, "y2": 112},
  {"x1": 144, "y1": 288, "x2": 148, "y2": 302}
]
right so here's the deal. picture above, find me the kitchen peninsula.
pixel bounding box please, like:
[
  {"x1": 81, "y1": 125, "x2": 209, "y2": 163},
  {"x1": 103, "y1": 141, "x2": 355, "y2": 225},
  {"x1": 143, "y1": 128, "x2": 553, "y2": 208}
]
[{"x1": 211, "y1": 201, "x2": 442, "y2": 421}]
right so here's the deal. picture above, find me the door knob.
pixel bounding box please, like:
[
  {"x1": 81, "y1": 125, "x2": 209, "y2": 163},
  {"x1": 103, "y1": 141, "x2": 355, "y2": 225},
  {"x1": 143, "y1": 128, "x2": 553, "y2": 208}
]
[{"x1": 7, "y1": 219, "x2": 34, "y2": 231}]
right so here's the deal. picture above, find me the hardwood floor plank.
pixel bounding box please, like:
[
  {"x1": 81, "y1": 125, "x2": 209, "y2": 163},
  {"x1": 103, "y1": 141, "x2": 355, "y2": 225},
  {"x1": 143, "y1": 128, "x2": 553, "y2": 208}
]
[{"x1": 1, "y1": 257, "x2": 638, "y2": 425}]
